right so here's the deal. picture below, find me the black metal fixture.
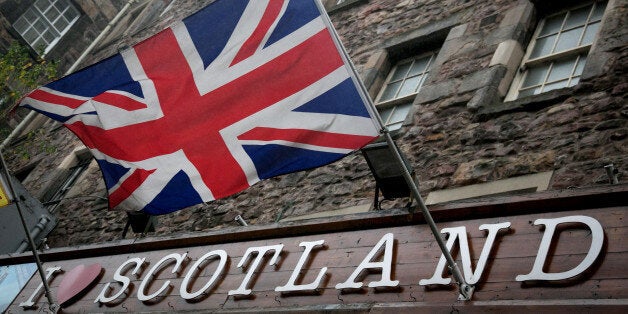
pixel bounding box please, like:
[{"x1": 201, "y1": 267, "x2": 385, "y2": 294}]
[
  {"x1": 604, "y1": 164, "x2": 619, "y2": 184},
  {"x1": 235, "y1": 215, "x2": 248, "y2": 226},
  {"x1": 122, "y1": 211, "x2": 157, "y2": 238},
  {"x1": 361, "y1": 141, "x2": 415, "y2": 210}
]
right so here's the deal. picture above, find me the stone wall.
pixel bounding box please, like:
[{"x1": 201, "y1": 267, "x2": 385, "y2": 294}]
[{"x1": 4, "y1": 0, "x2": 627, "y2": 248}]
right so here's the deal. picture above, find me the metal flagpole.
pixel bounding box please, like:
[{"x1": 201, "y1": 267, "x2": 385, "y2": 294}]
[
  {"x1": 0, "y1": 150, "x2": 59, "y2": 312},
  {"x1": 314, "y1": 0, "x2": 473, "y2": 300}
]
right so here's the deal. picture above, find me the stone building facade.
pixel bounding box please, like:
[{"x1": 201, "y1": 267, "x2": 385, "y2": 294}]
[{"x1": 1, "y1": 0, "x2": 626, "y2": 249}]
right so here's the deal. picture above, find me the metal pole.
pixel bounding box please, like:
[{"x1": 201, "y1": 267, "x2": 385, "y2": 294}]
[
  {"x1": 314, "y1": 0, "x2": 473, "y2": 300},
  {"x1": 0, "y1": 151, "x2": 58, "y2": 312},
  {"x1": 381, "y1": 130, "x2": 474, "y2": 300}
]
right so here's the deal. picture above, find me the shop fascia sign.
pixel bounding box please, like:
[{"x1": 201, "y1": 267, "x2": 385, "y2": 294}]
[{"x1": 20, "y1": 215, "x2": 604, "y2": 308}]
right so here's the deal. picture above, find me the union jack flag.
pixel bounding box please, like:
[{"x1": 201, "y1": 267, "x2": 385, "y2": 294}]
[{"x1": 20, "y1": 0, "x2": 380, "y2": 215}]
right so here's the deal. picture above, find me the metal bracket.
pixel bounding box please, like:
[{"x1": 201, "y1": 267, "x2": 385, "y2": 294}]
[
  {"x1": 458, "y1": 283, "x2": 475, "y2": 301},
  {"x1": 448, "y1": 264, "x2": 475, "y2": 300}
]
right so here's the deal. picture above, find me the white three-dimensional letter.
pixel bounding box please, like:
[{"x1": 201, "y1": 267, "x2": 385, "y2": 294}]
[
  {"x1": 516, "y1": 215, "x2": 604, "y2": 281},
  {"x1": 180, "y1": 250, "x2": 227, "y2": 299},
  {"x1": 336, "y1": 233, "x2": 399, "y2": 289},
  {"x1": 138, "y1": 253, "x2": 188, "y2": 301},
  {"x1": 96, "y1": 257, "x2": 146, "y2": 304},
  {"x1": 276, "y1": 240, "x2": 327, "y2": 292},
  {"x1": 420, "y1": 222, "x2": 511, "y2": 285},
  {"x1": 229, "y1": 244, "x2": 283, "y2": 296}
]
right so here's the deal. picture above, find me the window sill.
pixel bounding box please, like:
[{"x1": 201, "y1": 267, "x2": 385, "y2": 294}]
[
  {"x1": 425, "y1": 171, "x2": 553, "y2": 205},
  {"x1": 477, "y1": 87, "x2": 574, "y2": 121}
]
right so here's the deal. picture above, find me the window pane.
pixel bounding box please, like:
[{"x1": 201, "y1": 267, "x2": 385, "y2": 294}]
[
  {"x1": 55, "y1": 0, "x2": 68, "y2": 12},
  {"x1": 13, "y1": 17, "x2": 29, "y2": 33},
  {"x1": 398, "y1": 76, "x2": 422, "y2": 97},
  {"x1": 591, "y1": 2, "x2": 606, "y2": 22},
  {"x1": 417, "y1": 74, "x2": 428, "y2": 92},
  {"x1": 45, "y1": 6, "x2": 61, "y2": 22},
  {"x1": 564, "y1": 5, "x2": 591, "y2": 29},
  {"x1": 569, "y1": 76, "x2": 580, "y2": 87},
  {"x1": 522, "y1": 66, "x2": 548, "y2": 88},
  {"x1": 33, "y1": 19, "x2": 47, "y2": 32},
  {"x1": 547, "y1": 57, "x2": 578, "y2": 83},
  {"x1": 35, "y1": 0, "x2": 50, "y2": 12},
  {"x1": 23, "y1": 28, "x2": 39, "y2": 44},
  {"x1": 555, "y1": 27, "x2": 584, "y2": 52},
  {"x1": 42, "y1": 29, "x2": 56, "y2": 43},
  {"x1": 581, "y1": 22, "x2": 599, "y2": 45},
  {"x1": 53, "y1": 17, "x2": 69, "y2": 32},
  {"x1": 380, "y1": 103, "x2": 412, "y2": 130},
  {"x1": 31, "y1": 38, "x2": 45, "y2": 50},
  {"x1": 64, "y1": 6, "x2": 79, "y2": 21},
  {"x1": 389, "y1": 103, "x2": 412, "y2": 124},
  {"x1": 408, "y1": 56, "x2": 431, "y2": 76},
  {"x1": 530, "y1": 34, "x2": 556, "y2": 59},
  {"x1": 539, "y1": 14, "x2": 565, "y2": 36},
  {"x1": 390, "y1": 62, "x2": 412, "y2": 82},
  {"x1": 542, "y1": 80, "x2": 569, "y2": 92},
  {"x1": 379, "y1": 107, "x2": 393, "y2": 124},
  {"x1": 574, "y1": 55, "x2": 587, "y2": 75},
  {"x1": 24, "y1": 9, "x2": 38, "y2": 23},
  {"x1": 379, "y1": 81, "x2": 402, "y2": 102}
]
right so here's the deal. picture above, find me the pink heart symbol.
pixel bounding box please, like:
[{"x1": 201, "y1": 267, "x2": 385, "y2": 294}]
[{"x1": 57, "y1": 264, "x2": 103, "y2": 306}]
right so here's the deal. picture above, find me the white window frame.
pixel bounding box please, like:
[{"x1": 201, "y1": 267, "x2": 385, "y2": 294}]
[
  {"x1": 505, "y1": 1, "x2": 607, "y2": 101},
  {"x1": 12, "y1": 0, "x2": 80, "y2": 55},
  {"x1": 375, "y1": 51, "x2": 436, "y2": 132}
]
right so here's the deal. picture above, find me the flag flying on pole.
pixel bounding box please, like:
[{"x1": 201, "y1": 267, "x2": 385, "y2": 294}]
[{"x1": 19, "y1": 0, "x2": 380, "y2": 215}]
